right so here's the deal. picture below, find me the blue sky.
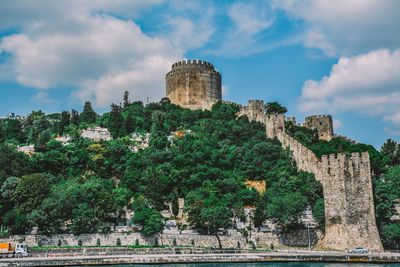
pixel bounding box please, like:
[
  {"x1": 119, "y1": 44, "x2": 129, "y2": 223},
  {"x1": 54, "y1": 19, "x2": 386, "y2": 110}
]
[{"x1": 0, "y1": 0, "x2": 399, "y2": 148}]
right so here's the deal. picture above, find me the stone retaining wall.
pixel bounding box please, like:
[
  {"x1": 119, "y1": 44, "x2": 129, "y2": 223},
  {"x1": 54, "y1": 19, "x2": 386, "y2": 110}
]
[{"x1": 1, "y1": 229, "x2": 320, "y2": 249}]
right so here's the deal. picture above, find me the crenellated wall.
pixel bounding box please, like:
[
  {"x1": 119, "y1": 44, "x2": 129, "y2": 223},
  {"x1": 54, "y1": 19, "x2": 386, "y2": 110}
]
[
  {"x1": 319, "y1": 152, "x2": 382, "y2": 250},
  {"x1": 237, "y1": 100, "x2": 266, "y2": 123},
  {"x1": 238, "y1": 102, "x2": 383, "y2": 251},
  {"x1": 333, "y1": 134, "x2": 358, "y2": 144}
]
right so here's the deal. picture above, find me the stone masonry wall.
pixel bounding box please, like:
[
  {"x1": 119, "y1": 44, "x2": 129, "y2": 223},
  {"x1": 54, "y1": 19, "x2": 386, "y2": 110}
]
[
  {"x1": 239, "y1": 105, "x2": 383, "y2": 251},
  {"x1": 166, "y1": 60, "x2": 222, "y2": 110},
  {"x1": 1, "y1": 231, "x2": 283, "y2": 249},
  {"x1": 304, "y1": 115, "x2": 334, "y2": 141},
  {"x1": 320, "y1": 152, "x2": 382, "y2": 250}
]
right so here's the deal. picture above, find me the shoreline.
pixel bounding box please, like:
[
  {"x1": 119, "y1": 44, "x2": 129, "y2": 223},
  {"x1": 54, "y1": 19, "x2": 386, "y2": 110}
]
[{"x1": 1, "y1": 250, "x2": 400, "y2": 266}]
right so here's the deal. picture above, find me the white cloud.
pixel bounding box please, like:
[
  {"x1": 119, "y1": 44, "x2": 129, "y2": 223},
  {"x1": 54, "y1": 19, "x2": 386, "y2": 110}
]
[
  {"x1": 299, "y1": 49, "x2": 400, "y2": 127},
  {"x1": 31, "y1": 91, "x2": 54, "y2": 104},
  {"x1": 212, "y1": 2, "x2": 274, "y2": 56},
  {"x1": 272, "y1": 0, "x2": 400, "y2": 56},
  {"x1": 0, "y1": 10, "x2": 182, "y2": 107},
  {"x1": 164, "y1": 15, "x2": 215, "y2": 51},
  {"x1": 333, "y1": 119, "x2": 342, "y2": 130},
  {"x1": 0, "y1": 1, "x2": 228, "y2": 108}
]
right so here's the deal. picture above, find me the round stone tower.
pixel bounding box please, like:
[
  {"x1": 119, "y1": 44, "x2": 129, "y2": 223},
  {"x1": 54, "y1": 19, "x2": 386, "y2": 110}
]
[{"x1": 166, "y1": 59, "x2": 222, "y2": 110}]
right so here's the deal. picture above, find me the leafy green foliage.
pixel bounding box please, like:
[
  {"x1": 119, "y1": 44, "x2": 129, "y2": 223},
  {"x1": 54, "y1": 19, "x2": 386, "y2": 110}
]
[
  {"x1": 80, "y1": 102, "x2": 97, "y2": 124},
  {"x1": 264, "y1": 102, "x2": 287, "y2": 114},
  {"x1": 381, "y1": 139, "x2": 400, "y2": 167},
  {"x1": 374, "y1": 165, "x2": 400, "y2": 247},
  {"x1": 0, "y1": 97, "x2": 325, "y2": 237},
  {"x1": 132, "y1": 195, "x2": 165, "y2": 237}
]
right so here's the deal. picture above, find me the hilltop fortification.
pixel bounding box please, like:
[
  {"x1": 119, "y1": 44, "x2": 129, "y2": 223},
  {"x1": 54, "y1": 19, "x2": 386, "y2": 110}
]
[
  {"x1": 166, "y1": 60, "x2": 222, "y2": 110},
  {"x1": 165, "y1": 61, "x2": 383, "y2": 251}
]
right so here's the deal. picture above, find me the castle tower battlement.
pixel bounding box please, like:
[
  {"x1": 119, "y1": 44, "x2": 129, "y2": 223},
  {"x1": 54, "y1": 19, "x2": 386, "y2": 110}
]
[
  {"x1": 304, "y1": 115, "x2": 334, "y2": 141},
  {"x1": 238, "y1": 100, "x2": 265, "y2": 123},
  {"x1": 166, "y1": 60, "x2": 221, "y2": 110}
]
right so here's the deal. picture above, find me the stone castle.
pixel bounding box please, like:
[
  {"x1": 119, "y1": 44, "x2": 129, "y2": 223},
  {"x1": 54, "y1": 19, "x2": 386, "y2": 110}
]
[
  {"x1": 166, "y1": 60, "x2": 222, "y2": 110},
  {"x1": 166, "y1": 60, "x2": 383, "y2": 251}
]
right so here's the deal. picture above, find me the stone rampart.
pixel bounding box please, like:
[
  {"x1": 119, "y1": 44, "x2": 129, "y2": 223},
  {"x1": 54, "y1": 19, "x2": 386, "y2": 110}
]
[
  {"x1": 271, "y1": 129, "x2": 382, "y2": 251},
  {"x1": 237, "y1": 100, "x2": 266, "y2": 123},
  {"x1": 320, "y1": 152, "x2": 382, "y2": 251},
  {"x1": 333, "y1": 134, "x2": 358, "y2": 144},
  {"x1": 239, "y1": 103, "x2": 383, "y2": 252}
]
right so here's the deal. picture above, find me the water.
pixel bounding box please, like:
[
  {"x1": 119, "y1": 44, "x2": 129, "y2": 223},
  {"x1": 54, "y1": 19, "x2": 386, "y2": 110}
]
[{"x1": 94, "y1": 263, "x2": 400, "y2": 267}]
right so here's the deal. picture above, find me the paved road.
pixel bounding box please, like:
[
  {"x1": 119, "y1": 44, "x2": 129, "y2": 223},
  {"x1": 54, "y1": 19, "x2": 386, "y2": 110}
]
[{"x1": 1, "y1": 250, "x2": 400, "y2": 266}]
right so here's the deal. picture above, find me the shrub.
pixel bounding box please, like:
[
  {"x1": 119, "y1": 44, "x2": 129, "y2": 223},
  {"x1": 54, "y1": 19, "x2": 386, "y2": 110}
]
[
  {"x1": 248, "y1": 240, "x2": 256, "y2": 250},
  {"x1": 135, "y1": 239, "x2": 139, "y2": 246},
  {"x1": 270, "y1": 243, "x2": 274, "y2": 250},
  {"x1": 172, "y1": 238, "x2": 177, "y2": 246},
  {"x1": 154, "y1": 238, "x2": 158, "y2": 247},
  {"x1": 116, "y1": 237, "x2": 121, "y2": 246},
  {"x1": 97, "y1": 238, "x2": 101, "y2": 246},
  {"x1": 57, "y1": 239, "x2": 62, "y2": 247},
  {"x1": 78, "y1": 239, "x2": 82, "y2": 246},
  {"x1": 191, "y1": 239, "x2": 195, "y2": 246},
  {"x1": 37, "y1": 239, "x2": 42, "y2": 247}
]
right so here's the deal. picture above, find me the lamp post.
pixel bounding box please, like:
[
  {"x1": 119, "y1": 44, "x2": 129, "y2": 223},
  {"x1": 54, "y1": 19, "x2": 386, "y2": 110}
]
[{"x1": 306, "y1": 222, "x2": 311, "y2": 250}]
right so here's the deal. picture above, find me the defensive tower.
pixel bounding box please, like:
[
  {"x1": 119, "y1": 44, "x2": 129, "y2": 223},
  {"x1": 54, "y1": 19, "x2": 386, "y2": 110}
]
[
  {"x1": 166, "y1": 60, "x2": 222, "y2": 110},
  {"x1": 304, "y1": 115, "x2": 334, "y2": 141}
]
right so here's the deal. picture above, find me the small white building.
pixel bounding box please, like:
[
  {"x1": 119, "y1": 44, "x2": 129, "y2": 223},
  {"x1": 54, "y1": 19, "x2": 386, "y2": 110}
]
[
  {"x1": 55, "y1": 136, "x2": 72, "y2": 145},
  {"x1": 81, "y1": 127, "x2": 112, "y2": 141}
]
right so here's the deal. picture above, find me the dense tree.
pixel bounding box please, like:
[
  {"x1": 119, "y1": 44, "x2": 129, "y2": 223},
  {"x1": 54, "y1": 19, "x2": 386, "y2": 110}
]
[
  {"x1": 264, "y1": 102, "x2": 287, "y2": 115},
  {"x1": 132, "y1": 195, "x2": 165, "y2": 237},
  {"x1": 60, "y1": 111, "x2": 70, "y2": 135},
  {"x1": 13, "y1": 173, "x2": 51, "y2": 214},
  {"x1": 381, "y1": 139, "x2": 400, "y2": 167},
  {"x1": 123, "y1": 91, "x2": 130, "y2": 108},
  {"x1": 108, "y1": 103, "x2": 124, "y2": 138},
  {"x1": 4, "y1": 119, "x2": 25, "y2": 143},
  {"x1": 71, "y1": 109, "x2": 80, "y2": 126},
  {"x1": 201, "y1": 205, "x2": 232, "y2": 248},
  {"x1": 375, "y1": 166, "x2": 400, "y2": 247},
  {"x1": 80, "y1": 102, "x2": 96, "y2": 124}
]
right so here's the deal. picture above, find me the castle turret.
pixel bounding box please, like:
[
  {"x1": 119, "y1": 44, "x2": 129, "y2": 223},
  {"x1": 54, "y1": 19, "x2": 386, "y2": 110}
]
[
  {"x1": 266, "y1": 113, "x2": 285, "y2": 138},
  {"x1": 166, "y1": 60, "x2": 222, "y2": 110},
  {"x1": 304, "y1": 115, "x2": 334, "y2": 141}
]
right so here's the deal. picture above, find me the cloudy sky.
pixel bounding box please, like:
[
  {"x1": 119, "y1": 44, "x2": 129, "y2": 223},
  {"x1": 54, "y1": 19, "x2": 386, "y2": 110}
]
[{"x1": 0, "y1": 0, "x2": 399, "y2": 148}]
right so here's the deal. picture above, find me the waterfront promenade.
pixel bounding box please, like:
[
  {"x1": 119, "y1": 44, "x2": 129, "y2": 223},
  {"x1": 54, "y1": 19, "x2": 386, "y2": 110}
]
[{"x1": 1, "y1": 250, "x2": 400, "y2": 266}]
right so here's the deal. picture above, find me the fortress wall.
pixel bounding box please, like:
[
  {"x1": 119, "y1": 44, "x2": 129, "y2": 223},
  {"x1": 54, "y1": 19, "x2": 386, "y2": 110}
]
[
  {"x1": 320, "y1": 152, "x2": 382, "y2": 251},
  {"x1": 237, "y1": 100, "x2": 266, "y2": 123},
  {"x1": 275, "y1": 129, "x2": 322, "y2": 180},
  {"x1": 333, "y1": 134, "x2": 358, "y2": 144},
  {"x1": 264, "y1": 113, "x2": 382, "y2": 251}
]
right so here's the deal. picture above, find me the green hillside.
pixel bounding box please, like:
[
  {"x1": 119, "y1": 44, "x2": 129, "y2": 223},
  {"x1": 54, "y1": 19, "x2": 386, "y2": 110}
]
[{"x1": 0, "y1": 94, "x2": 399, "y2": 248}]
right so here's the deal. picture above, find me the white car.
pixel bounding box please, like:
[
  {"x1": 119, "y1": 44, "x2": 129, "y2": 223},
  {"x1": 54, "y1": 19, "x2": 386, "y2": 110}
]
[{"x1": 348, "y1": 247, "x2": 368, "y2": 253}]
